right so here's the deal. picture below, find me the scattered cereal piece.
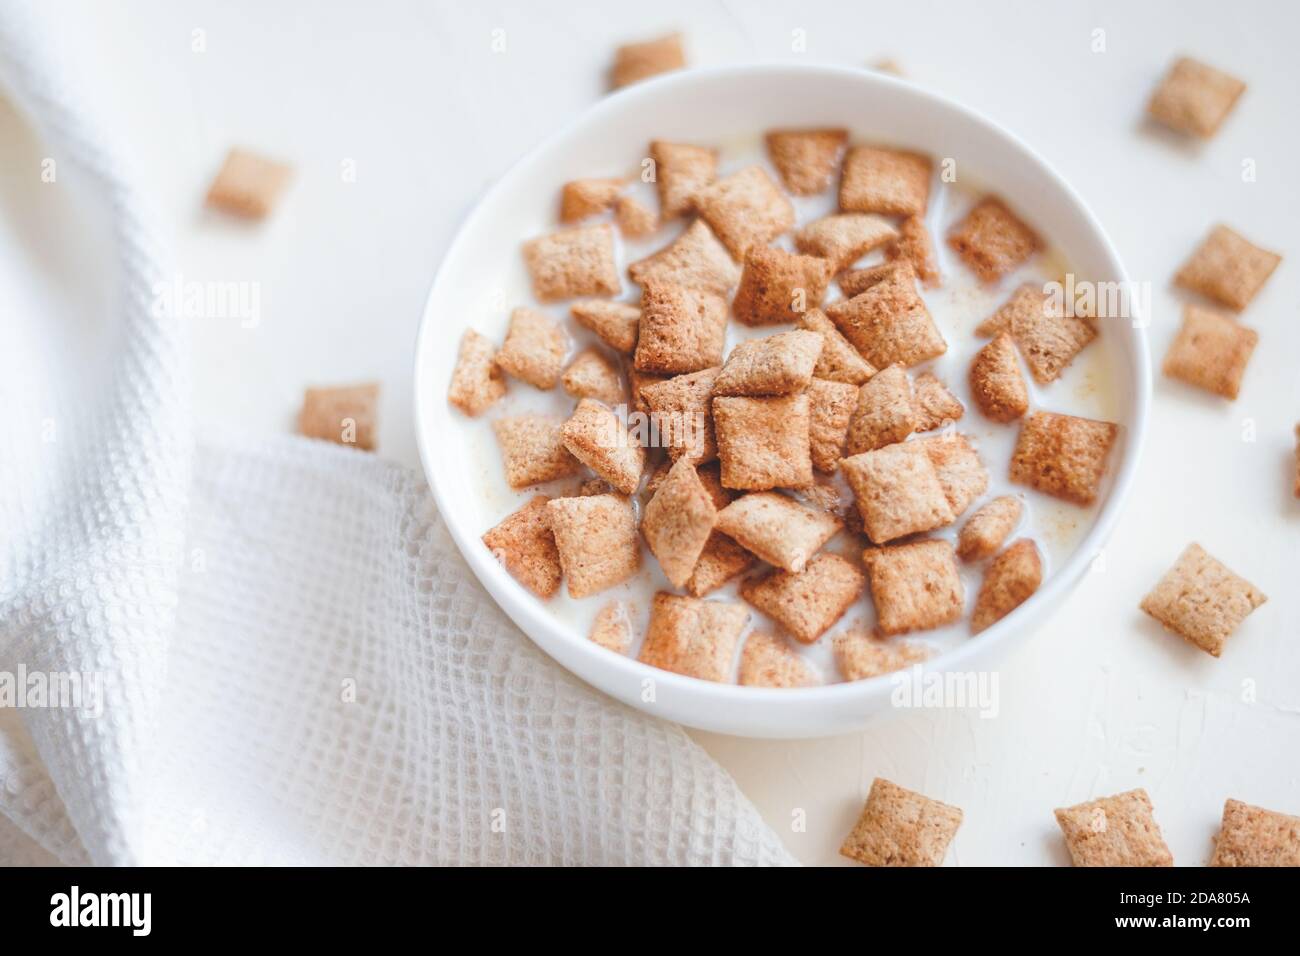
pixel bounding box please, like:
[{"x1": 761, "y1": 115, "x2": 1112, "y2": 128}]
[
  {"x1": 496, "y1": 307, "x2": 568, "y2": 389},
  {"x1": 977, "y1": 283, "x2": 1096, "y2": 385},
  {"x1": 448, "y1": 329, "x2": 507, "y2": 416},
  {"x1": 1139, "y1": 543, "x2": 1266, "y2": 657},
  {"x1": 640, "y1": 366, "x2": 720, "y2": 463},
  {"x1": 840, "y1": 778, "x2": 962, "y2": 867},
  {"x1": 764, "y1": 128, "x2": 848, "y2": 195},
  {"x1": 686, "y1": 532, "x2": 757, "y2": 597},
  {"x1": 633, "y1": 280, "x2": 728, "y2": 374},
  {"x1": 648, "y1": 141, "x2": 717, "y2": 220},
  {"x1": 956, "y1": 496, "x2": 1022, "y2": 562},
  {"x1": 714, "y1": 329, "x2": 824, "y2": 396},
  {"x1": 1147, "y1": 56, "x2": 1246, "y2": 138},
  {"x1": 839, "y1": 146, "x2": 932, "y2": 217},
  {"x1": 560, "y1": 177, "x2": 624, "y2": 222},
  {"x1": 628, "y1": 367, "x2": 668, "y2": 416},
  {"x1": 740, "y1": 553, "x2": 865, "y2": 644},
  {"x1": 731, "y1": 246, "x2": 833, "y2": 326},
  {"x1": 481, "y1": 495, "x2": 562, "y2": 599},
  {"x1": 862, "y1": 539, "x2": 964, "y2": 635},
  {"x1": 825, "y1": 261, "x2": 947, "y2": 368},
  {"x1": 914, "y1": 433, "x2": 988, "y2": 517},
  {"x1": 561, "y1": 398, "x2": 646, "y2": 495},
  {"x1": 885, "y1": 215, "x2": 940, "y2": 286},
  {"x1": 695, "y1": 166, "x2": 796, "y2": 261},
  {"x1": 714, "y1": 394, "x2": 813, "y2": 490},
  {"x1": 205, "y1": 147, "x2": 293, "y2": 219},
  {"x1": 807, "y1": 378, "x2": 858, "y2": 472},
  {"x1": 841, "y1": 443, "x2": 954, "y2": 544},
  {"x1": 561, "y1": 347, "x2": 624, "y2": 405},
  {"x1": 1210, "y1": 799, "x2": 1300, "y2": 867},
  {"x1": 1162, "y1": 304, "x2": 1258, "y2": 400},
  {"x1": 845, "y1": 364, "x2": 916, "y2": 455},
  {"x1": 1009, "y1": 411, "x2": 1118, "y2": 506},
  {"x1": 947, "y1": 196, "x2": 1040, "y2": 283},
  {"x1": 970, "y1": 538, "x2": 1042, "y2": 633},
  {"x1": 969, "y1": 332, "x2": 1029, "y2": 422},
  {"x1": 546, "y1": 494, "x2": 641, "y2": 598},
  {"x1": 912, "y1": 373, "x2": 964, "y2": 432},
  {"x1": 714, "y1": 492, "x2": 841, "y2": 573},
  {"x1": 299, "y1": 383, "x2": 379, "y2": 451},
  {"x1": 642, "y1": 458, "x2": 719, "y2": 588},
  {"x1": 493, "y1": 415, "x2": 583, "y2": 488},
  {"x1": 638, "y1": 592, "x2": 748, "y2": 682},
  {"x1": 834, "y1": 628, "x2": 931, "y2": 681},
  {"x1": 611, "y1": 33, "x2": 685, "y2": 88},
  {"x1": 589, "y1": 601, "x2": 634, "y2": 653},
  {"x1": 523, "y1": 224, "x2": 621, "y2": 302},
  {"x1": 628, "y1": 219, "x2": 739, "y2": 294},
  {"x1": 793, "y1": 213, "x2": 897, "y2": 272},
  {"x1": 571, "y1": 299, "x2": 641, "y2": 354},
  {"x1": 1054, "y1": 789, "x2": 1173, "y2": 867},
  {"x1": 797, "y1": 309, "x2": 877, "y2": 385},
  {"x1": 738, "y1": 631, "x2": 819, "y2": 688},
  {"x1": 1174, "y1": 224, "x2": 1281, "y2": 312},
  {"x1": 614, "y1": 194, "x2": 658, "y2": 238}
]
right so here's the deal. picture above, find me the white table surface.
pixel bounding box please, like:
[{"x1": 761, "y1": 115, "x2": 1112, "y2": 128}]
[{"x1": 48, "y1": 0, "x2": 1300, "y2": 865}]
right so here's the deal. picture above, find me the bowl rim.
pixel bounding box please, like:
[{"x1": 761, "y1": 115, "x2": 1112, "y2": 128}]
[{"x1": 413, "y1": 61, "x2": 1151, "y2": 721}]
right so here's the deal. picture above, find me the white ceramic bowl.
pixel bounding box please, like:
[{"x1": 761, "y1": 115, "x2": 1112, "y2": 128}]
[{"x1": 414, "y1": 63, "x2": 1150, "y2": 738}]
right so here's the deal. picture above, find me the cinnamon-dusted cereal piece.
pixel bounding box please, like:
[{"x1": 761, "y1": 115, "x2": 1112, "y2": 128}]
[
  {"x1": 839, "y1": 146, "x2": 932, "y2": 217},
  {"x1": 610, "y1": 33, "x2": 685, "y2": 88},
  {"x1": 628, "y1": 368, "x2": 667, "y2": 416},
  {"x1": 695, "y1": 166, "x2": 796, "y2": 261},
  {"x1": 299, "y1": 383, "x2": 379, "y2": 451},
  {"x1": 1139, "y1": 543, "x2": 1266, "y2": 657},
  {"x1": 714, "y1": 329, "x2": 824, "y2": 396},
  {"x1": 947, "y1": 196, "x2": 1040, "y2": 283},
  {"x1": 969, "y1": 332, "x2": 1029, "y2": 422},
  {"x1": 1210, "y1": 799, "x2": 1300, "y2": 867},
  {"x1": 205, "y1": 147, "x2": 293, "y2": 219},
  {"x1": 641, "y1": 366, "x2": 720, "y2": 463},
  {"x1": 1147, "y1": 56, "x2": 1245, "y2": 138},
  {"x1": 448, "y1": 329, "x2": 506, "y2": 416},
  {"x1": 628, "y1": 219, "x2": 739, "y2": 295},
  {"x1": 970, "y1": 538, "x2": 1042, "y2": 634},
  {"x1": 614, "y1": 194, "x2": 657, "y2": 238},
  {"x1": 481, "y1": 495, "x2": 562, "y2": 599},
  {"x1": 793, "y1": 213, "x2": 897, "y2": 273},
  {"x1": 686, "y1": 532, "x2": 757, "y2": 597},
  {"x1": 561, "y1": 398, "x2": 646, "y2": 495},
  {"x1": 1010, "y1": 411, "x2": 1118, "y2": 506},
  {"x1": 571, "y1": 299, "x2": 641, "y2": 354},
  {"x1": 841, "y1": 443, "x2": 954, "y2": 544},
  {"x1": 765, "y1": 127, "x2": 848, "y2": 195},
  {"x1": 638, "y1": 592, "x2": 748, "y2": 682},
  {"x1": 977, "y1": 283, "x2": 1096, "y2": 385},
  {"x1": 645, "y1": 458, "x2": 732, "y2": 509},
  {"x1": 834, "y1": 629, "x2": 931, "y2": 681},
  {"x1": 545, "y1": 494, "x2": 640, "y2": 598},
  {"x1": 642, "y1": 458, "x2": 718, "y2": 588},
  {"x1": 912, "y1": 373, "x2": 964, "y2": 432},
  {"x1": 589, "y1": 601, "x2": 634, "y2": 654},
  {"x1": 576, "y1": 478, "x2": 615, "y2": 496},
  {"x1": 560, "y1": 177, "x2": 623, "y2": 222},
  {"x1": 740, "y1": 553, "x2": 865, "y2": 644},
  {"x1": 731, "y1": 246, "x2": 833, "y2": 326},
  {"x1": 840, "y1": 778, "x2": 962, "y2": 867},
  {"x1": 1162, "y1": 304, "x2": 1258, "y2": 400},
  {"x1": 885, "y1": 215, "x2": 940, "y2": 286},
  {"x1": 633, "y1": 280, "x2": 728, "y2": 374},
  {"x1": 492, "y1": 415, "x2": 583, "y2": 489},
  {"x1": 738, "y1": 631, "x2": 819, "y2": 688},
  {"x1": 1054, "y1": 789, "x2": 1173, "y2": 867},
  {"x1": 862, "y1": 539, "x2": 964, "y2": 635},
  {"x1": 523, "y1": 224, "x2": 621, "y2": 302},
  {"x1": 956, "y1": 495, "x2": 1022, "y2": 562},
  {"x1": 825, "y1": 261, "x2": 947, "y2": 368},
  {"x1": 713, "y1": 394, "x2": 813, "y2": 490},
  {"x1": 845, "y1": 364, "x2": 916, "y2": 455},
  {"x1": 913, "y1": 433, "x2": 988, "y2": 517},
  {"x1": 1175, "y1": 224, "x2": 1280, "y2": 312},
  {"x1": 648, "y1": 141, "x2": 717, "y2": 220},
  {"x1": 807, "y1": 378, "x2": 858, "y2": 473},
  {"x1": 496, "y1": 307, "x2": 567, "y2": 389},
  {"x1": 797, "y1": 308, "x2": 877, "y2": 385},
  {"x1": 714, "y1": 492, "x2": 841, "y2": 573},
  {"x1": 561, "y1": 347, "x2": 624, "y2": 406}
]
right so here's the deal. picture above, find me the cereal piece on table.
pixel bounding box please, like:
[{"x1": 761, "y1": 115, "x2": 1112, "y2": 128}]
[
  {"x1": 641, "y1": 366, "x2": 720, "y2": 463},
  {"x1": 545, "y1": 494, "x2": 640, "y2": 598},
  {"x1": 695, "y1": 166, "x2": 796, "y2": 261},
  {"x1": 765, "y1": 128, "x2": 848, "y2": 196},
  {"x1": 740, "y1": 553, "x2": 865, "y2": 644},
  {"x1": 912, "y1": 373, "x2": 964, "y2": 432},
  {"x1": 977, "y1": 283, "x2": 1096, "y2": 385},
  {"x1": 628, "y1": 368, "x2": 667, "y2": 416},
  {"x1": 1054, "y1": 789, "x2": 1173, "y2": 867},
  {"x1": 447, "y1": 329, "x2": 506, "y2": 416},
  {"x1": 845, "y1": 364, "x2": 916, "y2": 456},
  {"x1": 797, "y1": 308, "x2": 877, "y2": 385},
  {"x1": 840, "y1": 778, "x2": 962, "y2": 867},
  {"x1": 956, "y1": 495, "x2": 1022, "y2": 562},
  {"x1": 570, "y1": 299, "x2": 640, "y2": 354},
  {"x1": 495, "y1": 307, "x2": 567, "y2": 389},
  {"x1": 1010, "y1": 411, "x2": 1118, "y2": 506},
  {"x1": 633, "y1": 281, "x2": 728, "y2": 374},
  {"x1": 610, "y1": 33, "x2": 685, "y2": 88},
  {"x1": 731, "y1": 246, "x2": 833, "y2": 326},
  {"x1": 862, "y1": 539, "x2": 964, "y2": 635},
  {"x1": 205, "y1": 147, "x2": 293, "y2": 219},
  {"x1": 589, "y1": 601, "x2": 634, "y2": 654},
  {"x1": 560, "y1": 177, "x2": 624, "y2": 222},
  {"x1": 1210, "y1": 799, "x2": 1300, "y2": 867},
  {"x1": 1162, "y1": 304, "x2": 1258, "y2": 400},
  {"x1": 628, "y1": 219, "x2": 739, "y2": 295},
  {"x1": 970, "y1": 538, "x2": 1042, "y2": 634},
  {"x1": 1147, "y1": 56, "x2": 1246, "y2": 138},
  {"x1": 841, "y1": 443, "x2": 954, "y2": 544},
  {"x1": 1174, "y1": 224, "x2": 1281, "y2": 312},
  {"x1": 523, "y1": 224, "x2": 621, "y2": 302},
  {"x1": 561, "y1": 398, "x2": 646, "y2": 495},
  {"x1": 825, "y1": 261, "x2": 947, "y2": 368},
  {"x1": 713, "y1": 394, "x2": 813, "y2": 490},
  {"x1": 614, "y1": 194, "x2": 657, "y2": 238},
  {"x1": 807, "y1": 378, "x2": 857, "y2": 473},
  {"x1": 714, "y1": 492, "x2": 841, "y2": 573},
  {"x1": 738, "y1": 631, "x2": 819, "y2": 688},
  {"x1": 481, "y1": 495, "x2": 562, "y2": 599},
  {"x1": 493, "y1": 415, "x2": 583, "y2": 489},
  {"x1": 1139, "y1": 543, "x2": 1266, "y2": 657},
  {"x1": 642, "y1": 458, "x2": 719, "y2": 588},
  {"x1": 913, "y1": 433, "x2": 988, "y2": 517},
  {"x1": 299, "y1": 383, "x2": 379, "y2": 451},
  {"x1": 969, "y1": 332, "x2": 1029, "y2": 423},
  {"x1": 839, "y1": 146, "x2": 932, "y2": 217},
  {"x1": 872, "y1": 58, "x2": 904, "y2": 76},
  {"x1": 648, "y1": 141, "x2": 717, "y2": 220},
  {"x1": 885, "y1": 215, "x2": 940, "y2": 286},
  {"x1": 947, "y1": 196, "x2": 1040, "y2": 283},
  {"x1": 686, "y1": 531, "x2": 758, "y2": 597},
  {"x1": 561, "y1": 347, "x2": 624, "y2": 406},
  {"x1": 793, "y1": 213, "x2": 897, "y2": 273},
  {"x1": 834, "y1": 628, "x2": 931, "y2": 681},
  {"x1": 638, "y1": 592, "x2": 749, "y2": 682},
  {"x1": 714, "y1": 329, "x2": 824, "y2": 396}
]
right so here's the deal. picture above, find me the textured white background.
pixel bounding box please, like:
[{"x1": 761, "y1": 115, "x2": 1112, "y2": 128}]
[{"x1": 38, "y1": 0, "x2": 1300, "y2": 864}]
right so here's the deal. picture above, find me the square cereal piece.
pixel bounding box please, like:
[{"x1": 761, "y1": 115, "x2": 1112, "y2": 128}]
[
  {"x1": 523, "y1": 224, "x2": 621, "y2": 302},
  {"x1": 840, "y1": 778, "x2": 962, "y2": 867},
  {"x1": 969, "y1": 332, "x2": 1029, "y2": 423},
  {"x1": 648, "y1": 141, "x2": 717, "y2": 220},
  {"x1": 714, "y1": 329, "x2": 824, "y2": 396},
  {"x1": 589, "y1": 601, "x2": 634, "y2": 654},
  {"x1": 641, "y1": 366, "x2": 720, "y2": 463},
  {"x1": 482, "y1": 495, "x2": 562, "y2": 599},
  {"x1": 496, "y1": 307, "x2": 568, "y2": 389},
  {"x1": 738, "y1": 631, "x2": 819, "y2": 688},
  {"x1": 686, "y1": 531, "x2": 758, "y2": 597},
  {"x1": 1162, "y1": 304, "x2": 1258, "y2": 400},
  {"x1": 695, "y1": 166, "x2": 796, "y2": 261},
  {"x1": 545, "y1": 494, "x2": 641, "y2": 598},
  {"x1": 794, "y1": 213, "x2": 897, "y2": 273},
  {"x1": 610, "y1": 33, "x2": 685, "y2": 88},
  {"x1": 633, "y1": 281, "x2": 728, "y2": 374},
  {"x1": 638, "y1": 592, "x2": 748, "y2": 682},
  {"x1": 977, "y1": 283, "x2": 1096, "y2": 385},
  {"x1": 560, "y1": 177, "x2": 624, "y2": 222},
  {"x1": 561, "y1": 398, "x2": 646, "y2": 495},
  {"x1": 643, "y1": 458, "x2": 719, "y2": 588},
  {"x1": 839, "y1": 146, "x2": 933, "y2": 217},
  {"x1": 947, "y1": 196, "x2": 1041, "y2": 283},
  {"x1": 912, "y1": 373, "x2": 964, "y2": 433},
  {"x1": 731, "y1": 246, "x2": 833, "y2": 326},
  {"x1": 448, "y1": 329, "x2": 507, "y2": 416},
  {"x1": 885, "y1": 215, "x2": 940, "y2": 286},
  {"x1": 740, "y1": 553, "x2": 865, "y2": 644},
  {"x1": 765, "y1": 128, "x2": 848, "y2": 196},
  {"x1": 715, "y1": 492, "x2": 841, "y2": 573},
  {"x1": 1054, "y1": 789, "x2": 1173, "y2": 867},
  {"x1": 205, "y1": 147, "x2": 293, "y2": 219},
  {"x1": 834, "y1": 628, "x2": 931, "y2": 681},
  {"x1": 956, "y1": 495, "x2": 1022, "y2": 562},
  {"x1": 1009, "y1": 411, "x2": 1119, "y2": 506},
  {"x1": 628, "y1": 218, "x2": 739, "y2": 294},
  {"x1": 825, "y1": 261, "x2": 947, "y2": 368},
  {"x1": 798, "y1": 309, "x2": 877, "y2": 385},
  {"x1": 628, "y1": 367, "x2": 668, "y2": 416},
  {"x1": 1210, "y1": 799, "x2": 1300, "y2": 867},
  {"x1": 846, "y1": 364, "x2": 916, "y2": 455},
  {"x1": 561, "y1": 347, "x2": 624, "y2": 406},
  {"x1": 807, "y1": 378, "x2": 858, "y2": 472},
  {"x1": 971, "y1": 538, "x2": 1042, "y2": 634},
  {"x1": 912, "y1": 433, "x2": 988, "y2": 518},
  {"x1": 714, "y1": 394, "x2": 813, "y2": 490},
  {"x1": 299, "y1": 382, "x2": 379, "y2": 451},
  {"x1": 861, "y1": 539, "x2": 964, "y2": 635},
  {"x1": 1139, "y1": 543, "x2": 1266, "y2": 657},
  {"x1": 1174, "y1": 224, "x2": 1281, "y2": 312},
  {"x1": 570, "y1": 299, "x2": 640, "y2": 355},
  {"x1": 493, "y1": 414, "x2": 583, "y2": 488},
  {"x1": 1148, "y1": 56, "x2": 1246, "y2": 138},
  {"x1": 614, "y1": 194, "x2": 657, "y2": 238},
  {"x1": 841, "y1": 442, "x2": 953, "y2": 543}
]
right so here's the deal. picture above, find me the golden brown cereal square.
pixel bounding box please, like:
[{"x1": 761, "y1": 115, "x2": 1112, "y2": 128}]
[
  {"x1": 846, "y1": 363, "x2": 915, "y2": 455},
  {"x1": 570, "y1": 299, "x2": 640, "y2": 354},
  {"x1": 628, "y1": 367, "x2": 668, "y2": 416},
  {"x1": 560, "y1": 177, "x2": 624, "y2": 222},
  {"x1": 714, "y1": 492, "x2": 841, "y2": 573},
  {"x1": 1175, "y1": 224, "x2": 1281, "y2": 312},
  {"x1": 714, "y1": 394, "x2": 813, "y2": 490},
  {"x1": 714, "y1": 329, "x2": 824, "y2": 396},
  {"x1": 523, "y1": 224, "x2": 621, "y2": 302},
  {"x1": 793, "y1": 213, "x2": 897, "y2": 272},
  {"x1": 205, "y1": 147, "x2": 293, "y2": 219},
  {"x1": 1054, "y1": 789, "x2": 1173, "y2": 867},
  {"x1": 914, "y1": 433, "x2": 988, "y2": 517},
  {"x1": 614, "y1": 194, "x2": 657, "y2": 238},
  {"x1": 648, "y1": 141, "x2": 717, "y2": 220},
  {"x1": 825, "y1": 261, "x2": 947, "y2": 368},
  {"x1": 740, "y1": 553, "x2": 865, "y2": 644},
  {"x1": 545, "y1": 494, "x2": 641, "y2": 598},
  {"x1": 638, "y1": 592, "x2": 748, "y2": 682},
  {"x1": 695, "y1": 166, "x2": 796, "y2": 261},
  {"x1": 1162, "y1": 304, "x2": 1258, "y2": 400},
  {"x1": 947, "y1": 196, "x2": 1041, "y2": 282},
  {"x1": 643, "y1": 458, "x2": 719, "y2": 588},
  {"x1": 1139, "y1": 543, "x2": 1266, "y2": 657},
  {"x1": 969, "y1": 332, "x2": 1028, "y2": 423},
  {"x1": 834, "y1": 628, "x2": 931, "y2": 681},
  {"x1": 841, "y1": 443, "x2": 954, "y2": 544},
  {"x1": 764, "y1": 128, "x2": 848, "y2": 195},
  {"x1": 731, "y1": 246, "x2": 833, "y2": 326},
  {"x1": 641, "y1": 366, "x2": 720, "y2": 463},
  {"x1": 1210, "y1": 799, "x2": 1300, "y2": 867},
  {"x1": 797, "y1": 309, "x2": 877, "y2": 385},
  {"x1": 957, "y1": 495, "x2": 1022, "y2": 562},
  {"x1": 807, "y1": 378, "x2": 858, "y2": 473},
  {"x1": 299, "y1": 382, "x2": 379, "y2": 451},
  {"x1": 912, "y1": 373, "x2": 964, "y2": 433},
  {"x1": 495, "y1": 307, "x2": 568, "y2": 389},
  {"x1": 971, "y1": 538, "x2": 1042, "y2": 634},
  {"x1": 1009, "y1": 411, "x2": 1118, "y2": 506},
  {"x1": 561, "y1": 398, "x2": 645, "y2": 494},
  {"x1": 979, "y1": 283, "x2": 1096, "y2": 385},
  {"x1": 448, "y1": 329, "x2": 507, "y2": 416},
  {"x1": 738, "y1": 631, "x2": 818, "y2": 688},
  {"x1": 633, "y1": 281, "x2": 728, "y2": 374},
  {"x1": 610, "y1": 33, "x2": 685, "y2": 88},
  {"x1": 1147, "y1": 56, "x2": 1246, "y2": 138},
  {"x1": 861, "y1": 539, "x2": 964, "y2": 635},
  {"x1": 839, "y1": 146, "x2": 932, "y2": 217},
  {"x1": 840, "y1": 778, "x2": 962, "y2": 867},
  {"x1": 589, "y1": 601, "x2": 634, "y2": 654},
  {"x1": 482, "y1": 495, "x2": 562, "y2": 599},
  {"x1": 686, "y1": 531, "x2": 757, "y2": 597},
  {"x1": 492, "y1": 414, "x2": 583, "y2": 488},
  {"x1": 628, "y1": 218, "x2": 739, "y2": 294},
  {"x1": 561, "y1": 347, "x2": 624, "y2": 406},
  {"x1": 885, "y1": 215, "x2": 940, "y2": 286}
]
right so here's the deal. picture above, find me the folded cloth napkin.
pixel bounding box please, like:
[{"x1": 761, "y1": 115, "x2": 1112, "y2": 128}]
[{"x1": 0, "y1": 1, "x2": 794, "y2": 866}]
